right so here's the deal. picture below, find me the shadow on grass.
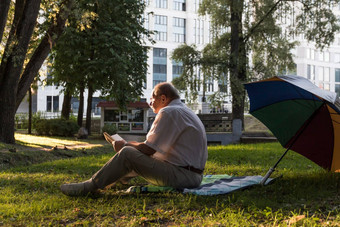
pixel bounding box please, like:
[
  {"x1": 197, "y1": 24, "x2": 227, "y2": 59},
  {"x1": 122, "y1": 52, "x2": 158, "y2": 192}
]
[
  {"x1": 1, "y1": 142, "x2": 340, "y2": 223},
  {"x1": 0, "y1": 146, "x2": 113, "y2": 171}
]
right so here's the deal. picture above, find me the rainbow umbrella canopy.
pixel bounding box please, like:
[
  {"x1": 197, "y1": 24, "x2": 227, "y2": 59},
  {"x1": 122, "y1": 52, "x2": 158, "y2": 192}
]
[{"x1": 245, "y1": 75, "x2": 340, "y2": 182}]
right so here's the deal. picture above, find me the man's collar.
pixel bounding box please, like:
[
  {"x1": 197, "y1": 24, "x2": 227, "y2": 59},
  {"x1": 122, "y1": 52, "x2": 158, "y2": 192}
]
[{"x1": 168, "y1": 98, "x2": 182, "y2": 106}]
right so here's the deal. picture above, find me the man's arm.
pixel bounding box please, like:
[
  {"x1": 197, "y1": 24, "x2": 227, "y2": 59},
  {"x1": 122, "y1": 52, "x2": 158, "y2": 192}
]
[
  {"x1": 114, "y1": 140, "x2": 156, "y2": 156},
  {"x1": 126, "y1": 141, "x2": 157, "y2": 156}
]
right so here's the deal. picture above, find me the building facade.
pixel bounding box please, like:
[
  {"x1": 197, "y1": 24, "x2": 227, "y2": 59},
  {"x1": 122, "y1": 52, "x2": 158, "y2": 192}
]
[
  {"x1": 278, "y1": 3, "x2": 340, "y2": 97},
  {"x1": 143, "y1": 0, "x2": 231, "y2": 114},
  {"x1": 18, "y1": 0, "x2": 219, "y2": 118},
  {"x1": 17, "y1": 1, "x2": 340, "y2": 121}
]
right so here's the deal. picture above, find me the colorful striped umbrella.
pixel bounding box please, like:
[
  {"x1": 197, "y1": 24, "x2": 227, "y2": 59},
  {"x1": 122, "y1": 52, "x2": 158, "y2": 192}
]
[{"x1": 245, "y1": 75, "x2": 340, "y2": 183}]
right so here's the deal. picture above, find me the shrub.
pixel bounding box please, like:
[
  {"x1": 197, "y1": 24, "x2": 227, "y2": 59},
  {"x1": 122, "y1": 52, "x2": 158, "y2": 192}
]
[
  {"x1": 102, "y1": 123, "x2": 117, "y2": 135},
  {"x1": 35, "y1": 118, "x2": 79, "y2": 136},
  {"x1": 14, "y1": 113, "x2": 28, "y2": 129},
  {"x1": 32, "y1": 112, "x2": 45, "y2": 129},
  {"x1": 15, "y1": 112, "x2": 46, "y2": 130}
]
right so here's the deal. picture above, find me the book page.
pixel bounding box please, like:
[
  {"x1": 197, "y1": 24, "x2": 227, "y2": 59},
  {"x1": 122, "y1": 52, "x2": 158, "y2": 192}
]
[{"x1": 111, "y1": 134, "x2": 123, "y2": 141}]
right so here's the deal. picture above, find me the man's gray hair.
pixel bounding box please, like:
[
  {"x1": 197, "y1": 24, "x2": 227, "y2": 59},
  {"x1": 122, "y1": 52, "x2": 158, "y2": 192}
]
[{"x1": 154, "y1": 82, "x2": 180, "y2": 101}]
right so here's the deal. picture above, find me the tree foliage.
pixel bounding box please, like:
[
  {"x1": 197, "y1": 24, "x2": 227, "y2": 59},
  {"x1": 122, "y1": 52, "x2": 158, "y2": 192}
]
[
  {"x1": 51, "y1": 0, "x2": 151, "y2": 133},
  {"x1": 172, "y1": 0, "x2": 340, "y2": 122},
  {"x1": 172, "y1": 44, "x2": 200, "y2": 103},
  {"x1": 52, "y1": 0, "x2": 151, "y2": 107}
]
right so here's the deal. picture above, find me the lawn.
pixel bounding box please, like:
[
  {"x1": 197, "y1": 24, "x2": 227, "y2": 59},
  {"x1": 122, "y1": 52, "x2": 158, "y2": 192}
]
[{"x1": 0, "y1": 133, "x2": 339, "y2": 226}]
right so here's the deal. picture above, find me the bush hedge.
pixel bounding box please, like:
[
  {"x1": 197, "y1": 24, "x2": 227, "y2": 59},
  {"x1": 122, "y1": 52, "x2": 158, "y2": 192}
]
[
  {"x1": 35, "y1": 118, "x2": 79, "y2": 136},
  {"x1": 101, "y1": 123, "x2": 117, "y2": 135}
]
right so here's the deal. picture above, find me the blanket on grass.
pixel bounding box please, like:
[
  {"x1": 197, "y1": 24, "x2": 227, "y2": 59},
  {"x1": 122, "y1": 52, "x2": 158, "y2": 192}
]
[{"x1": 126, "y1": 175, "x2": 274, "y2": 196}]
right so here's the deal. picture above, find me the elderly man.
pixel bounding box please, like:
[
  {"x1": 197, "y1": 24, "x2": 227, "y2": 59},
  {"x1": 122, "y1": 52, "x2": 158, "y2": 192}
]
[{"x1": 60, "y1": 82, "x2": 208, "y2": 196}]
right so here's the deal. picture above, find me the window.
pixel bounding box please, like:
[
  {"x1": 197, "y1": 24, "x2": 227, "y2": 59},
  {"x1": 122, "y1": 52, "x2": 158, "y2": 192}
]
[
  {"x1": 153, "y1": 48, "x2": 167, "y2": 57},
  {"x1": 207, "y1": 81, "x2": 214, "y2": 92},
  {"x1": 71, "y1": 98, "x2": 79, "y2": 113},
  {"x1": 128, "y1": 110, "x2": 144, "y2": 122},
  {"x1": 172, "y1": 65, "x2": 183, "y2": 75},
  {"x1": 155, "y1": 15, "x2": 167, "y2": 25},
  {"x1": 206, "y1": 77, "x2": 214, "y2": 92},
  {"x1": 336, "y1": 84, "x2": 340, "y2": 96},
  {"x1": 320, "y1": 51, "x2": 330, "y2": 62},
  {"x1": 307, "y1": 48, "x2": 315, "y2": 60},
  {"x1": 47, "y1": 96, "x2": 52, "y2": 112},
  {"x1": 336, "y1": 69, "x2": 340, "y2": 82},
  {"x1": 46, "y1": 96, "x2": 59, "y2": 112},
  {"x1": 335, "y1": 69, "x2": 340, "y2": 95},
  {"x1": 153, "y1": 64, "x2": 167, "y2": 74},
  {"x1": 120, "y1": 111, "x2": 128, "y2": 121},
  {"x1": 153, "y1": 48, "x2": 167, "y2": 87},
  {"x1": 155, "y1": 32, "x2": 167, "y2": 41},
  {"x1": 156, "y1": 0, "x2": 167, "y2": 8},
  {"x1": 154, "y1": 15, "x2": 167, "y2": 41},
  {"x1": 104, "y1": 110, "x2": 120, "y2": 122},
  {"x1": 218, "y1": 76, "x2": 228, "y2": 93},
  {"x1": 53, "y1": 96, "x2": 59, "y2": 112},
  {"x1": 194, "y1": 19, "x2": 204, "y2": 44},
  {"x1": 173, "y1": 17, "x2": 185, "y2": 27},
  {"x1": 173, "y1": 0, "x2": 185, "y2": 11},
  {"x1": 307, "y1": 64, "x2": 315, "y2": 80},
  {"x1": 173, "y1": 17, "x2": 186, "y2": 43},
  {"x1": 172, "y1": 60, "x2": 183, "y2": 79}
]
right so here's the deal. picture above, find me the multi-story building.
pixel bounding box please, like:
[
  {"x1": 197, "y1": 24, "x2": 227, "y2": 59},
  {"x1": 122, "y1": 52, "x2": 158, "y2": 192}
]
[
  {"x1": 278, "y1": 3, "x2": 340, "y2": 97},
  {"x1": 143, "y1": 0, "x2": 213, "y2": 101},
  {"x1": 18, "y1": 0, "x2": 221, "y2": 118},
  {"x1": 294, "y1": 40, "x2": 340, "y2": 97},
  {"x1": 17, "y1": 1, "x2": 340, "y2": 120}
]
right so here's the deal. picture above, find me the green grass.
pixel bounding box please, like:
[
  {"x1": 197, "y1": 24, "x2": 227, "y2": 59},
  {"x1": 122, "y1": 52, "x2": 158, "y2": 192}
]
[{"x1": 0, "y1": 134, "x2": 339, "y2": 226}]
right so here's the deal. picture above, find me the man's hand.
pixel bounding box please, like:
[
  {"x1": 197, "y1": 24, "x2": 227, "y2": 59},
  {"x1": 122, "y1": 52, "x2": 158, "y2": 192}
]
[{"x1": 113, "y1": 140, "x2": 127, "y2": 152}]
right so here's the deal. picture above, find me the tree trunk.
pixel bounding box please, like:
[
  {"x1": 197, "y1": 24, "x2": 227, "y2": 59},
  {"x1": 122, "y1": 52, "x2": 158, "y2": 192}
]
[
  {"x1": 85, "y1": 85, "x2": 94, "y2": 135},
  {"x1": 0, "y1": 78, "x2": 17, "y2": 143},
  {"x1": 0, "y1": 0, "x2": 73, "y2": 144},
  {"x1": 229, "y1": 0, "x2": 246, "y2": 125},
  {"x1": 61, "y1": 87, "x2": 72, "y2": 119},
  {"x1": 77, "y1": 84, "x2": 85, "y2": 127},
  {"x1": 0, "y1": 0, "x2": 10, "y2": 44},
  {"x1": 0, "y1": 0, "x2": 41, "y2": 144}
]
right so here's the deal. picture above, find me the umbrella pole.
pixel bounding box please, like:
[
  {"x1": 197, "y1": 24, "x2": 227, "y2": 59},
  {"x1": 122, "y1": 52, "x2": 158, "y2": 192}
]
[
  {"x1": 260, "y1": 102, "x2": 326, "y2": 185},
  {"x1": 260, "y1": 147, "x2": 290, "y2": 185}
]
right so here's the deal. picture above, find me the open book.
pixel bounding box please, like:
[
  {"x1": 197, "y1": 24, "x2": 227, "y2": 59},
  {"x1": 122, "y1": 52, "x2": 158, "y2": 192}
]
[{"x1": 103, "y1": 132, "x2": 124, "y2": 145}]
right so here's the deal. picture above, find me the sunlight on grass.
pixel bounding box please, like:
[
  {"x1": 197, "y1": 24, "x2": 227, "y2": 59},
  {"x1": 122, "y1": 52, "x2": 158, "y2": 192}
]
[
  {"x1": 14, "y1": 133, "x2": 93, "y2": 148},
  {"x1": 0, "y1": 139, "x2": 339, "y2": 226}
]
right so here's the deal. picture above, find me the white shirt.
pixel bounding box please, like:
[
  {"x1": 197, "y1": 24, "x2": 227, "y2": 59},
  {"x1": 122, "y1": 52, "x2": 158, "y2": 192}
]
[{"x1": 145, "y1": 99, "x2": 208, "y2": 170}]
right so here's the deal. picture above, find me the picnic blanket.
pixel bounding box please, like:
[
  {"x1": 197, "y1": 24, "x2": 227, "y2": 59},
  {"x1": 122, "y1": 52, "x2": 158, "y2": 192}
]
[{"x1": 126, "y1": 175, "x2": 274, "y2": 196}]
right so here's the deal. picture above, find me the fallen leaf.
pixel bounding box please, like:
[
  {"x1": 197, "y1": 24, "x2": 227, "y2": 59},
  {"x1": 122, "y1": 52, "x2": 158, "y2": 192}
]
[{"x1": 287, "y1": 215, "x2": 305, "y2": 225}]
